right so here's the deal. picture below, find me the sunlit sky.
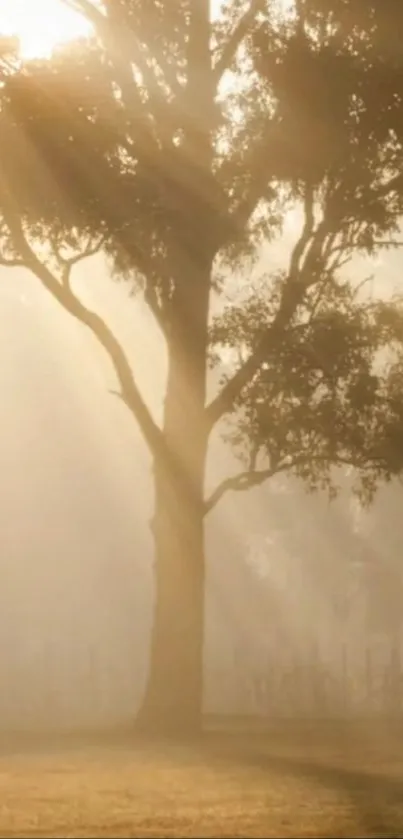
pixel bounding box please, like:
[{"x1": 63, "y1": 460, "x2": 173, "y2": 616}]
[
  {"x1": 0, "y1": 0, "x2": 294, "y2": 59},
  {"x1": 0, "y1": 0, "x2": 222, "y2": 59},
  {"x1": 0, "y1": 0, "x2": 91, "y2": 58}
]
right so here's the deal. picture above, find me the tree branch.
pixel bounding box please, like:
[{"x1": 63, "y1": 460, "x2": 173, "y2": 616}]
[
  {"x1": 206, "y1": 297, "x2": 292, "y2": 431},
  {"x1": 289, "y1": 184, "x2": 315, "y2": 278},
  {"x1": 0, "y1": 179, "x2": 164, "y2": 459},
  {"x1": 206, "y1": 195, "x2": 321, "y2": 429},
  {"x1": 205, "y1": 464, "x2": 278, "y2": 513},
  {"x1": 219, "y1": 120, "x2": 280, "y2": 240},
  {"x1": 225, "y1": 144, "x2": 276, "y2": 236},
  {"x1": 62, "y1": 3, "x2": 158, "y2": 149},
  {"x1": 59, "y1": 236, "x2": 106, "y2": 284},
  {"x1": 213, "y1": 0, "x2": 262, "y2": 85},
  {"x1": 65, "y1": 0, "x2": 182, "y2": 116},
  {"x1": 204, "y1": 453, "x2": 381, "y2": 514},
  {"x1": 143, "y1": 282, "x2": 168, "y2": 338},
  {"x1": 104, "y1": 0, "x2": 184, "y2": 101}
]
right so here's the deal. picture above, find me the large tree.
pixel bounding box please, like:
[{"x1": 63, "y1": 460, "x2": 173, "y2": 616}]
[{"x1": 1, "y1": 0, "x2": 403, "y2": 733}]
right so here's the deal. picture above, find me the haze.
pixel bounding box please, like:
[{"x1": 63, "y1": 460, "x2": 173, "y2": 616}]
[{"x1": 1, "y1": 229, "x2": 402, "y2": 730}]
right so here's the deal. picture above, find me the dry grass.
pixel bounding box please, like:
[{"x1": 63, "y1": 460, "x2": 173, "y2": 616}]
[{"x1": 1, "y1": 722, "x2": 403, "y2": 837}]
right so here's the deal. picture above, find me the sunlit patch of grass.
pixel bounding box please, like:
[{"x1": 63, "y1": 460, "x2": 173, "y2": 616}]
[{"x1": 0, "y1": 723, "x2": 402, "y2": 837}]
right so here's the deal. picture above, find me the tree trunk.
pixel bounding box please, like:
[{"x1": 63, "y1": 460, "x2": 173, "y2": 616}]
[
  {"x1": 136, "y1": 0, "x2": 214, "y2": 737},
  {"x1": 137, "y1": 257, "x2": 211, "y2": 737},
  {"x1": 138, "y1": 450, "x2": 207, "y2": 736}
]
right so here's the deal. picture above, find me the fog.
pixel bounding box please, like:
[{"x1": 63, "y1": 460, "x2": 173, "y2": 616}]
[{"x1": 1, "y1": 242, "x2": 403, "y2": 731}]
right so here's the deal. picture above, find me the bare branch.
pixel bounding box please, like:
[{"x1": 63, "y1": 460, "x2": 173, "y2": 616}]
[
  {"x1": 109, "y1": 388, "x2": 133, "y2": 411},
  {"x1": 0, "y1": 177, "x2": 163, "y2": 459}
]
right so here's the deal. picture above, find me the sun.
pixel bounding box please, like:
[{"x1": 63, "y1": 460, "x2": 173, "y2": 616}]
[
  {"x1": 1, "y1": 1, "x2": 296, "y2": 61},
  {"x1": 0, "y1": 0, "x2": 92, "y2": 60}
]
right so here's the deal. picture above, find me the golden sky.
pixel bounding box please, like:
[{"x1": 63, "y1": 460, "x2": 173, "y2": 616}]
[{"x1": 0, "y1": 0, "x2": 91, "y2": 58}]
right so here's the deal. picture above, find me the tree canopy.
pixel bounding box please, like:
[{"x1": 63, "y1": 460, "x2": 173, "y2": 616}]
[{"x1": 0, "y1": 0, "x2": 403, "y2": 506}]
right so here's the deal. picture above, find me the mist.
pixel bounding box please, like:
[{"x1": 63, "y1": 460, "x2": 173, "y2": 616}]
[{"x1": 1, "y1": 242, "x2": 402, "y2": 732}]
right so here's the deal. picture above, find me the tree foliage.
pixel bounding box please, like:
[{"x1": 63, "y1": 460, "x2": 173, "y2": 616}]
[
  {"x1": 211, "y1": 278, "x2": 403, "y2": 499},
  {"x1": 1, "y1": 0, "x2": 403, "y2": 507}
]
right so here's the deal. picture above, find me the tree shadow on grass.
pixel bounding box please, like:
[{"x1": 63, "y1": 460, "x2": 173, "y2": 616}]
[{"x1": 208, "y1": 734, "x2": 403, "y2": 838}]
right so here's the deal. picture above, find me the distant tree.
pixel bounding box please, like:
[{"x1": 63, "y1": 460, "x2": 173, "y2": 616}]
[
  {"x1": 1, "y1": 0, "x2": 403, "y2": 734},
  {"x1": 353, "y1": 484, "x2": 403, "y2": 642}
]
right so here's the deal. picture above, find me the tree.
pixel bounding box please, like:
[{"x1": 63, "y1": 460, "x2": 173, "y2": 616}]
[{"x1": 1, "y1": 0, "x2": 403, "y2": 734}]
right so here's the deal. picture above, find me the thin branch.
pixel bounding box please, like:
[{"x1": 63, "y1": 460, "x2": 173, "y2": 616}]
[
  {"x1": 370, "y1": 239, "x2": 403, "y2": 248},
  {"x1": 304, "y1": 274, "x2": 330, "y2": 324},
  {"x1": 205, "y1": 452, "x2": 380, "y2": 514},
  {"x1": 206, "y1": 306, "x2": 290, "y2": 431},
  {"x1": 355, "y1": 274, "x2": 374, "y2": 294},
  {"x1": 213, "y1": 0, "x2": 262, "y2": 84},
  {"x1": 227, "y1": 150, "x2": 276, "y2": 236},
  {"x1": 63, "y1": 236, "x2": 105, "y2": 267},
  {"x1": 207, "y1": 183, "x2": 368, "y2": 430},
  {"x1": 221, "y1": 122, "x2": 278, "y2": 237},
  {"x1": 103, "y1": 0, "x2": 184, "y2": 101},
  {"x1": 205, "y1": 464, "x2": 278, "y2": 513},
  {"x1": 289, "y1": 184, "x2": 315, "y2": 278},
  {"x1": 109, "y1": 388, "x2": 133, "y2": 411},
  {"x1": 65, "y1": 0, "x2": 181, "y2": 121},
  {"x1": 206, "y1": 196, "x2": 322, "y2": 429},
  {"x1": 0, "y1": 177, "x2": 163, "y2": 459},
  {"x1": 298, "y1": 216, "x2": 331, "y2": 285},
  {"x1": 59, "y1": 236, "x2": 105, "y2": 285},
  {"x1": 144, "y1": 282, "x2": 168, "y2": 337},
  {"x1": 63, "y1": 1, "x2": 163, "y2": 146}
]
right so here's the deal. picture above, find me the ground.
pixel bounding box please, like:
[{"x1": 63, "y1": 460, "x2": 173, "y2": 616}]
[{"x1": 1, "y1": 722, "x2": 403, "y2": 837}]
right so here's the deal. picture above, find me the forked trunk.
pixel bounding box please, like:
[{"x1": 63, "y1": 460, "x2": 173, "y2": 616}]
[{"x1": 137, "y1": 0, "x2": 214, "y2": 736}]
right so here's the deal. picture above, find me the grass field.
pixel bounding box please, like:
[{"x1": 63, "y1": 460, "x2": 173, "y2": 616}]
[{"x1": 1, "y1": 722, "x2": 403, "y2": 837}]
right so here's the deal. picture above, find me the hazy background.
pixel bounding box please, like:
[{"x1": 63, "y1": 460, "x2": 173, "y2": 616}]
[{"x1": 1, "y1": 223, "x2": 403, "y2": 730}]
